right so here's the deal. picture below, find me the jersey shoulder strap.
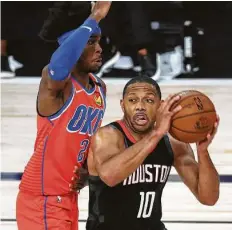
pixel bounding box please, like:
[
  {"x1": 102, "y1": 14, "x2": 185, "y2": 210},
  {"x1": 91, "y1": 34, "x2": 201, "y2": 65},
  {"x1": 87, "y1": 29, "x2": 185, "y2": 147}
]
[
  {"x1": 107, "y1": 121, "x2": 134, "y2": 147},
  {"x1": 108, "y1": 121, "x2": 124, "y2": 132}
]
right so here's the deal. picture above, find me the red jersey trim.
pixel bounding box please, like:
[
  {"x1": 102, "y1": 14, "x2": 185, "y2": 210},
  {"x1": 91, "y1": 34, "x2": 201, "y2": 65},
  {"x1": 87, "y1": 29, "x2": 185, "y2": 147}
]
[
  {"x1": 116, "y1": 120, "x2": 137, "y2": 144},
  {"x1": 71, "y1": 75, "x2": 96, "y2": 95}
]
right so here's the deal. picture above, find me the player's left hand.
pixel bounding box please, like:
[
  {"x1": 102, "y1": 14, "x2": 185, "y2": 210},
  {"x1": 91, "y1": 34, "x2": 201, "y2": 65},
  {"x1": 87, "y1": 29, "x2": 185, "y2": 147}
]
[
  {"x1": 196, "y1": 114, "x2": 220, "y2": 153},
  {"x1": 69, "y1": 164, "x2": 89, "y2": 192}
]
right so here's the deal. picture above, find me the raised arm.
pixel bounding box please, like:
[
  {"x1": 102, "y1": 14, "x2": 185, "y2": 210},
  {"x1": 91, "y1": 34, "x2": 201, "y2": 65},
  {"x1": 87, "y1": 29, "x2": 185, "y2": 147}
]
[
  {"x1": 171, "y1": 117, "x2": 220, "y2": 205},
  {"x1": 38, "y1": 1, "x2": 111, "y2": 116}
]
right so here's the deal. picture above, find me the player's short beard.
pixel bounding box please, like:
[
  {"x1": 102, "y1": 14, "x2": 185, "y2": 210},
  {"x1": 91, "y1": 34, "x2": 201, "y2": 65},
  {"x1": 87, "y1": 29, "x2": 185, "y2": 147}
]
[
  {"x1": 76, "y1": 59, "x2": 100, "y2": 74},
  {"x1": 132, "y1": 123, "x2": 154, "y2": 134},
  {"x1": 124, "y1": 114, "x2": 153, "y2": 135},
  {"x1": 89, "y1": 65, "x2": 100, "y2": 73}
]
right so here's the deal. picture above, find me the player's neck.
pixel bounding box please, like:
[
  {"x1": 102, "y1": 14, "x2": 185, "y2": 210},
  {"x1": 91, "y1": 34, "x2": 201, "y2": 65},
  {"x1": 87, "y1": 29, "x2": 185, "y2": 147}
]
[{"x1": 72, "y1": 70, "x2": 91, "y2": 90}]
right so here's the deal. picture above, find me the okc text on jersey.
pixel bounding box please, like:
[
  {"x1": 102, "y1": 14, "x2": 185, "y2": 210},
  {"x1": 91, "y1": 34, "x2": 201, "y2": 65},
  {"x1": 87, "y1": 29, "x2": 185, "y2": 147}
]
[{"x1": 67, "y1": 104, "x2": 104, "y2": 136}]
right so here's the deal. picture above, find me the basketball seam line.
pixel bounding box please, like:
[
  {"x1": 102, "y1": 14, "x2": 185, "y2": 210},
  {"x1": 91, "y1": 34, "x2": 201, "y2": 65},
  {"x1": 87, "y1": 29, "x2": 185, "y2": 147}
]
[
  {"x1": 172, "y1": 110, "x2": 216, "y2": 121},
  {"x1": 171, "y1": 125, "x2": 213, "y2": 134},
  {"x1": 172, "y1": 93, "x2": 210, "y2": 109}
]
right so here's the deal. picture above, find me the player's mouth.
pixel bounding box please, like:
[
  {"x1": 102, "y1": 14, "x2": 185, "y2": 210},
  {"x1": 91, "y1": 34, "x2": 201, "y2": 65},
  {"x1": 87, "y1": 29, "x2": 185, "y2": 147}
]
[
  {"x1": 94, "y1": 58, "x2": 102, "y2": 65},
  {"x1": 133, "y1": 113, "x2": 149, "y2": 126}
]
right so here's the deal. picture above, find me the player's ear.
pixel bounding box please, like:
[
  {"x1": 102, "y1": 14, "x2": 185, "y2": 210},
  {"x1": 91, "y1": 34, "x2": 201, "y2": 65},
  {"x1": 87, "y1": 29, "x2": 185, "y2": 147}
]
[
  {"x1": 159, "y1": 99, "x2": 164, "y2": 106},
  {"x1": 120, "y1": 99, "x2": 125, "y2": 113}
]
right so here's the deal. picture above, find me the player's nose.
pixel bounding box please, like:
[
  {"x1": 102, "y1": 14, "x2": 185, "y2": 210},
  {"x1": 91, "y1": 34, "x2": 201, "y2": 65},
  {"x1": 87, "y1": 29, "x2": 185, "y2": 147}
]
[
  {"x1": 135, "y1": 101, "x2": 146, "y2": 111},
  {"x1": 96, "y1": 43, "x2": 102, "y2": 53}
]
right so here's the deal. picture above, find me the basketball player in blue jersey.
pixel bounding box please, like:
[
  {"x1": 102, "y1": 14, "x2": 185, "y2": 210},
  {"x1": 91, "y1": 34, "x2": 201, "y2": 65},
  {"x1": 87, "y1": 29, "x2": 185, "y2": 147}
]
[{"x1": 85, "y1": 76, "x2": 220, "y2": 230}]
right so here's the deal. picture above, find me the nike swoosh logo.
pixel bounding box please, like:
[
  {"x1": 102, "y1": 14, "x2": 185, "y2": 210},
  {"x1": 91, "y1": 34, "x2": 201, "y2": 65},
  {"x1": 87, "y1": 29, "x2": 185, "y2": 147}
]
[
  {"x1": 76, "y1": 89, "x2": 83, "y2": 94},
  {"x1": 81, "y1": 26, "x2": 92, "y2": 32}
]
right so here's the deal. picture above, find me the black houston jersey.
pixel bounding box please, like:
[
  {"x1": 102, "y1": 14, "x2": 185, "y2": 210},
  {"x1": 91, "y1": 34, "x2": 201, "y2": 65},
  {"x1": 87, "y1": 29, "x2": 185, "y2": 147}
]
[{"x1": 87, "y1": 121, "x2": 174, "y2": 230}]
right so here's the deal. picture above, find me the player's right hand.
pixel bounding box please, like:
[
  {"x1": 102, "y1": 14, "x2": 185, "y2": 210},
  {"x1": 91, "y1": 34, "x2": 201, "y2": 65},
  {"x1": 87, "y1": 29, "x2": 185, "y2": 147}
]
[
  {"x1": 69, "y1": 165, "x2": 89, "y2": 192},
  {"x1": 90, "y1": 1, "x2": 112, "y2": 22},
  {"x1": 155, "y1": 94, "x2": 182, "y2": 136}
]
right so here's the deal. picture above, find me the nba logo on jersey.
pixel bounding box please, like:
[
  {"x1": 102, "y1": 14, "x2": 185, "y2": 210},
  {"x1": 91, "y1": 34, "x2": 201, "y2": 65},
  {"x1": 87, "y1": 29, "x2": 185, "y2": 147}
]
[{"x1": 94, "y1": 92, "x2": 102, "y2": 107}]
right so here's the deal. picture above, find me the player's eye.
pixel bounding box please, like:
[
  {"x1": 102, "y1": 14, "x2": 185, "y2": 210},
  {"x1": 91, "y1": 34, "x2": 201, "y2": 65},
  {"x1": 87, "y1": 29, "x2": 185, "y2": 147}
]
[
  {"x1": 128, "y1": 98, "x2": 137, "y2": 103},
  {"x1": 146, "y1": 98, "x2": 154, "y2": 103},
  {"x1": 88, "y1": 40, "x2": 95, "y2": 45}
]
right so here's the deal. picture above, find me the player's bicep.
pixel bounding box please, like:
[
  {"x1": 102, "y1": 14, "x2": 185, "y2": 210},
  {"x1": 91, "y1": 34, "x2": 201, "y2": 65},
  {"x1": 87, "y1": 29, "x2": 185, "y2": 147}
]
[
  {"x1": 38, "y1": 65, "x2": 72, "y2": 116},
  {"x1": 92, "y1": 127, "x2": 122, "y2": 172},
  {"x1": 171, "y1": 139, "x2": 199, "y2": 197}
]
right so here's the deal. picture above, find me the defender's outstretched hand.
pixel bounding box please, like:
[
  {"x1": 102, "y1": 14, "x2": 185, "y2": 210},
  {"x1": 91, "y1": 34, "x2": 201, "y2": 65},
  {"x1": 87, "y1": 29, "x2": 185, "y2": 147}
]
[{"x1": 90, "y1": 1, "x2": 112, "y2": 22}]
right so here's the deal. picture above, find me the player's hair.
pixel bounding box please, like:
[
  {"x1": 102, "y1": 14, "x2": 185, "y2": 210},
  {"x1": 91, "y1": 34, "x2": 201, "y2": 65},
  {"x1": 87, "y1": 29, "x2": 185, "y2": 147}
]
[
  {"x1": 122, "y1": 76, "x2": 162, "y2": 99},
  {"x1": 39, "y1": 2, "x2": 91, "y2": 42}
]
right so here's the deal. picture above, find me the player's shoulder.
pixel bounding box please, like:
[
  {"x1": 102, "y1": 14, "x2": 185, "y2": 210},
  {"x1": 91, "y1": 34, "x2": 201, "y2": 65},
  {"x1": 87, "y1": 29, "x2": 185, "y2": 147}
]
[
  {"x1": 94, "y1": 75, "x2": 105, "y2": 85},
  {"x1": 96, "y1": 77, "x2": 106, "y2": 96},
  {"x1": 167, "y1": 134, "x2": 181, "y2": 149},
  {"x1": 95, "y1": 124, "x2": 122, "y2": 137},
  {"x1": 93, "y1": 123, "x2": 124, "y2": 143}
]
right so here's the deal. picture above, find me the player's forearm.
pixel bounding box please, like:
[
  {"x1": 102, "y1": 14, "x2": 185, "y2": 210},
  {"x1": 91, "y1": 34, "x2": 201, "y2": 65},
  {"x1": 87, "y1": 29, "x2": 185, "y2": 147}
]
[
  {"x1": 48, "y1": 18, "x2": 98, "y2": 81},
  {"x1": 197, "y1": 150, "x2": 220, "y2": 205},
  {"x1": 98, "y1": 131, "x2": 163, "y2": 187}
]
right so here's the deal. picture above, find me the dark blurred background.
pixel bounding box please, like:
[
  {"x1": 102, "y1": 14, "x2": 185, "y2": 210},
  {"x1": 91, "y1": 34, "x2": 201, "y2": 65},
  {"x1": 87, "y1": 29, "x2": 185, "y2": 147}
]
[{"x1": 1, "y1": 1, "x2": 232, "y2": 79}]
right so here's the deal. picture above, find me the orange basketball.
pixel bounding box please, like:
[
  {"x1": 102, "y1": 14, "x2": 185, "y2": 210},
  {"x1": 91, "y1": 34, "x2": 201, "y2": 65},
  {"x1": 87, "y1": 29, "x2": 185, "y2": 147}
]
[{"x1": 169, "y1": 90, "x2": 217, "y2": 143}]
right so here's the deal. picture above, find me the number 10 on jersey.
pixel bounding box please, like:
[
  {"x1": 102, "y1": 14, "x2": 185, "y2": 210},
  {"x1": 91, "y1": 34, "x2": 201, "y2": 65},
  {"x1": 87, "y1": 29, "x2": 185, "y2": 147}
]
[{"x1": 137, "y1": 191, "x2": 156, "y2": 218}]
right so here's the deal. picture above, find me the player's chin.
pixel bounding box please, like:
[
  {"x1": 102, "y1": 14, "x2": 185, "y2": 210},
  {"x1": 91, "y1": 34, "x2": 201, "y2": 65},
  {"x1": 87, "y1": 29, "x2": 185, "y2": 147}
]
[
  {"x1": 133, "y1": 122, "x2": 152, "y2": 133},
  {"x1": 90, "y1": 66, "x2": 101, "y2": 73},
  {"x1": 90, "y1": 61, "x2": 102, "y2": 72}
]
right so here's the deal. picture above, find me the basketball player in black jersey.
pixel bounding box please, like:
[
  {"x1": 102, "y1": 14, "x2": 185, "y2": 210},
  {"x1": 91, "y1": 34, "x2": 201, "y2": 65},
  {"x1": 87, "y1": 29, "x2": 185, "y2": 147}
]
[{"x1": 85, "y1": 76, "x2": 220, "y2": 230}]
